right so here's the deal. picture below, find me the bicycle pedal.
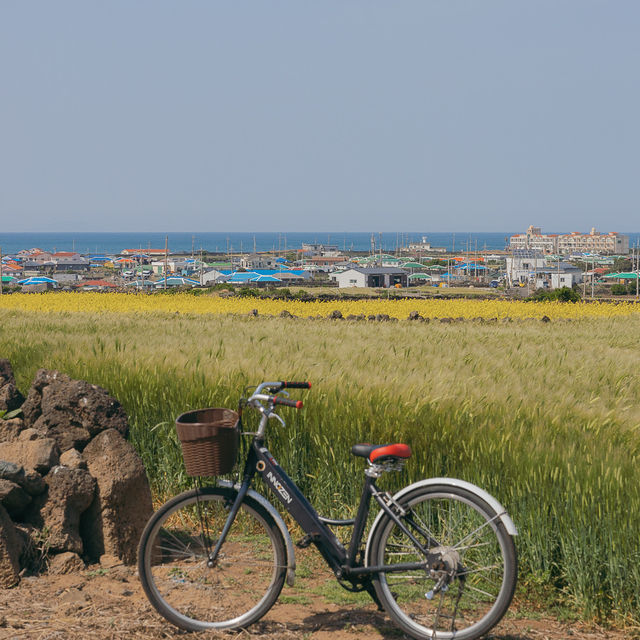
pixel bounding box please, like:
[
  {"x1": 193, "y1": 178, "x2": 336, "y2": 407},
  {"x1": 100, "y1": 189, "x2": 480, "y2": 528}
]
[{"x1": 296, "y1": 534, "x2": 316, "y2": 548}]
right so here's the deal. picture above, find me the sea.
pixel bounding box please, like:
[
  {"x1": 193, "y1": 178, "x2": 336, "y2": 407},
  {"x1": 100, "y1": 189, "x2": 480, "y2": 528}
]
[{"x1": 1, "y1": 231, "x2": 639, "y2": 256}]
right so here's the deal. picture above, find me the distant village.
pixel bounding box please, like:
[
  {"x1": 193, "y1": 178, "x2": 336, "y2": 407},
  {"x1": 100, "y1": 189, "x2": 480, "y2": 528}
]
[{"x1": 0, "y1": 226, "x2": 638, "y2": 297}]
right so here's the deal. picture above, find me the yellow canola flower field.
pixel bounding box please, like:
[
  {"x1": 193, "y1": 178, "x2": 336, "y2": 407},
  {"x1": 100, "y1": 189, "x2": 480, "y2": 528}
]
[{"x1": 0, "y1": 291, "x2": 639, "y2": 319}]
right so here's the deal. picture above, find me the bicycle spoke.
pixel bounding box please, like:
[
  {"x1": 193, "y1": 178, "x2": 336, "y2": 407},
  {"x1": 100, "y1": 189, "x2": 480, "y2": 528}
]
[{"x1": 452, "y1": 513, "x2": 502, "y2": 551}]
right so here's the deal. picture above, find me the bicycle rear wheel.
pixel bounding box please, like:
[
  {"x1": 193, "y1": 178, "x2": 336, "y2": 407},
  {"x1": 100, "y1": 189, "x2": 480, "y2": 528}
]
[
  {"x1": 368, "y1": 485, "x2": 517, "y2": 640},
  {"x1": 138, "y1": 486, "x2": 287, "y2": 631}
]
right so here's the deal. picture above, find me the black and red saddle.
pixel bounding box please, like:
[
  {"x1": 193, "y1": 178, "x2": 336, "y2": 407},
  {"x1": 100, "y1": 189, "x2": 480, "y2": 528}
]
[{"x1": 351, "y1": 443, "x2": 412, "y2": 463}]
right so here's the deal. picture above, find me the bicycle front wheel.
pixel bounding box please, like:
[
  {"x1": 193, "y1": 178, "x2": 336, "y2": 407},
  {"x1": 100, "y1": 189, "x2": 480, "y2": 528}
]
[
  {"x1": 368, "y1": 485, "x2": 517, "y2": 640},
  {"x1": 138, "y1": 486, "x2": 287, "y2": 632}
]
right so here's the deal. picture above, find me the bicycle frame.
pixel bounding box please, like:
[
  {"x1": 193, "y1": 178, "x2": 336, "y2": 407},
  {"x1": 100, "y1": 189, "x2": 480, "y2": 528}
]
[{"x1": 210, "y1": 435, "x2": 433, "y2": 582}]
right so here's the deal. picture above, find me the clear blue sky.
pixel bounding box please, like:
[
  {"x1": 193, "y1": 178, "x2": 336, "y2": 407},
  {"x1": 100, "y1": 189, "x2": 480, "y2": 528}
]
[{"x1": 1, "y1": 1, "x2": 638, "y2": 232}]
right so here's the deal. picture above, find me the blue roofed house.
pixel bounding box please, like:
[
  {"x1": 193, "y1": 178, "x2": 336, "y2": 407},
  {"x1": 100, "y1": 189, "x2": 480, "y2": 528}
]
[{"x1": 201, "y1": 269, "x2": 311, "y2": 286}]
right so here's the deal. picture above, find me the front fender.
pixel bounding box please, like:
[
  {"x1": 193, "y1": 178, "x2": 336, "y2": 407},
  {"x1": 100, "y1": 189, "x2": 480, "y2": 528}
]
[
  {"x1": 217, "y1": 479, "x2": 296, "y2": 586},
  {"x1": 365, "y1": 477, "x2": 517, "y2": 566}
]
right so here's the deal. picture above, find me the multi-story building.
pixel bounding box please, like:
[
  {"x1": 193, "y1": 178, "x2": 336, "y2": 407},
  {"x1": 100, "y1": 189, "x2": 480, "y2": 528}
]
[
  {"x1": 509, "y1": 227, "x2": 558, "y2": 254},
  {"x1": 505, "y1": 250, "x2": 548, "y2": 285},
  {"x1": 239, "y1": 254, "x2": 280, "y2": 269},
  {"x1": 510, "y1": 226, "x2": 629, "y2": 255},
  {"x1": 300, "y1": 243, "x2": 339, "y2": 256},
  {"x1": 557, "y1": 229, "x2": 629, "y2": 255}
]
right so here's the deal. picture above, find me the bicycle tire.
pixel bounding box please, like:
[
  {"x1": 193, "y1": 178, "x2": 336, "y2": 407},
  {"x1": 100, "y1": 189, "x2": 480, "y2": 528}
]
[
  {"x1": 138, "y1": 486, "x2": 287, "y2": 631},
  {"x1": 368, "y1": 484, "x2": 517, "y2": 640}
]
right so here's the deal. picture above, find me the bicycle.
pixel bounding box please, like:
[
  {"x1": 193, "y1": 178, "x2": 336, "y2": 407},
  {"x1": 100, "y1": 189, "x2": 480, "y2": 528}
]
[{"x1": 138, "y1": 380, "x2": 518, "y2": 640}]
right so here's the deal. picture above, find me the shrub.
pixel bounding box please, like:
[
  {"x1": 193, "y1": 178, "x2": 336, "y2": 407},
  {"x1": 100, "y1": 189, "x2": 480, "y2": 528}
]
[
  {"x1": 294, "y1": 289, "x2": 314, "y2": 301},
  {"x1": 236, "y1": 287, "x2": 260, "y2": 298},
  {"x1": 269, "y1": 288, "x2": 293, "y2": 300},
  {"x1": 530, "y1": 286, "x2": 581, "y2": 303}
]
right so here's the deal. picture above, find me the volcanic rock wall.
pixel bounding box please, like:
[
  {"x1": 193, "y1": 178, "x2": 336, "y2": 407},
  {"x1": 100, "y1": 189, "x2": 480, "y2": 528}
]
[{"x1": 0, "y1": 360, "x2": 153, "y2": 587}]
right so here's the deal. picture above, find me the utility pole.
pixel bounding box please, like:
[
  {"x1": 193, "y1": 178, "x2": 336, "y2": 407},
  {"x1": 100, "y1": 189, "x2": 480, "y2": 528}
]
[
  {"x1": 635, "y1": 243, "x2": 639, "y2": 300},
  {"x1": 164, "y1": 236, "x2": 168, "y2": 290},
  {"x1": 475, "y1": 239, "x2": 478, "y2": 281},
  {"x1": 635, "y1": 243, "x2": 639, "y2": 299},
  {"x1": 483, "y1": 242, "x2": 488, "y2": 284}
]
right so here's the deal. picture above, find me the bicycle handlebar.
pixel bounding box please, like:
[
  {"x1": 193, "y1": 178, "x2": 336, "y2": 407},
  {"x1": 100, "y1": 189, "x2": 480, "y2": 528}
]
[
  {"x1": 247, "y1": 381, "x2": 309, "y2": 409},
  {"x1": 268, "y1": 381, "x2": 311, "y2": 391},
  {"x1": 281, "y1": 381, "x2": 311, "y2": 389},
  {"x1": 246, "y1": 381, "x2": 309, "y2": 436},
  {"x1": 273, "y1": 396, "x2": 303, "y2": 409}
]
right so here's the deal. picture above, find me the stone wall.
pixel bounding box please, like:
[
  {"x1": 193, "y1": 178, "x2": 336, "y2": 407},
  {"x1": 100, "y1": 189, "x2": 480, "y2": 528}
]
[{"x1": 0, "y1": 360, "x2": 153, "y2": 587}]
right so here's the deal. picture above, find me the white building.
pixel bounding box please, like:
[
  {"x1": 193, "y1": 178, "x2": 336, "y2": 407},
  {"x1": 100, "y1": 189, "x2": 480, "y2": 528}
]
[
  {"x1": 506, "y1": 250, "x2": 583, "y2": 289},
  {"x1": 407, "y1": 236, "x2": 447, "y2": 254},
  {"x1": 300, "y1": 243, "x2": 339, "y2": 256},
  {"x1": 510, "y1": 225, "x2": 629, "y2": 255},
  {"x1": 201, "y1": 269, "x2": 224, "y2": 285},
  {"x1": 557, "y1": 229, "x2": 629, "y2": 255},
  {"x1": 505, "y1": 250, "x2": 547, "y2": 286},
  {"x1": 240, "y1": 254, "x2": 280, "y2": 269},
  {"x1": 151, "y1": 259, "x2": 191, "y2": 275},
  {"x1": 332, "y1": 267, "x2": 408, "y2": 288},
  {"x1": 550, "y1": 270, "x2": 582, "y2": 289},
  {"x1": 509, "y1": 226, "x2": 558, "y2": 254}
]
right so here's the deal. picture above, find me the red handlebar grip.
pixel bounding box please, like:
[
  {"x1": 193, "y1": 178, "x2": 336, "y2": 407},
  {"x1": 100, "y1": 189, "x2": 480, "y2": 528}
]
[
  {"x1": 273, "y1": 396, "x2": 304, "y2": 409},
  {"x1": 282, "y1": 381, "x2": 311, "y2": 389}
]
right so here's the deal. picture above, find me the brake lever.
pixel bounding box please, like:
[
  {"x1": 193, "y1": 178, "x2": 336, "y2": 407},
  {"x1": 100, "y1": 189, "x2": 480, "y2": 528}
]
[
  {"x1": 268, "y1": 411, "x2": 286, "y2": 428},
  {"x1": 268, "y1": 386, "x2": 290, "y2": 397}
]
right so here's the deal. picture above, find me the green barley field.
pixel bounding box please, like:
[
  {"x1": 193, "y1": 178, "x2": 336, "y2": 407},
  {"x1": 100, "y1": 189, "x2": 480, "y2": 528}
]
[{"x1": 1, "y1": 309, "x2": 639, "y2": 624}]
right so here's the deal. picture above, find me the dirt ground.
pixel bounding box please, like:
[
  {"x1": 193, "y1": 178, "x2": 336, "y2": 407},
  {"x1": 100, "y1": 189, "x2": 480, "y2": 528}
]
[{"x1": 0, "y1": 550, "x2": 633, "y2": 640}]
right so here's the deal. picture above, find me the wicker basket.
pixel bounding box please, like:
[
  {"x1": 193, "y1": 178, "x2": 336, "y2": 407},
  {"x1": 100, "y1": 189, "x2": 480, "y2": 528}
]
[{"x1": 176, "y1": 408, "x2": 240, "y2": 476}]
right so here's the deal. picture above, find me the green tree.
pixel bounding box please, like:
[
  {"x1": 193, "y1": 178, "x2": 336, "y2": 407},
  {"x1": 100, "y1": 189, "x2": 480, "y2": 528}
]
[{"x1": 613, "y1": 257, "x2": 631, "y2": 272}]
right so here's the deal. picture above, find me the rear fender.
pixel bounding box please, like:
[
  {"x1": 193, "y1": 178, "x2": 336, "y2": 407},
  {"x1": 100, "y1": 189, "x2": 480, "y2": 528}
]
[{"x1": 365, "y1": 477, "x2": 517, "y2": 566}]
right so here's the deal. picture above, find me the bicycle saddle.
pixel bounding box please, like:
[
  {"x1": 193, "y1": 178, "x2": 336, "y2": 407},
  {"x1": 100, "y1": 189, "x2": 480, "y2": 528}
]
[{"x1": 351, "y1": 443, "x2": 412, "y2": 463}]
